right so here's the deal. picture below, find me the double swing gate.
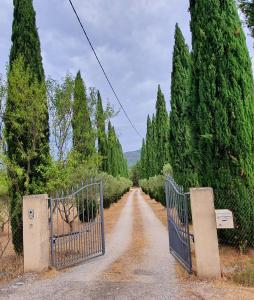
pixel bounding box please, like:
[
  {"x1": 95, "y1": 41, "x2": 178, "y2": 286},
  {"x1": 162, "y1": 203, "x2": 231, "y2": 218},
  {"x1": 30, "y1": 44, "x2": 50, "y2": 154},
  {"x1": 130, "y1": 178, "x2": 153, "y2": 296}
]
[
  {"x1": 165, "y1": 177, "x2": 192, "y2": 273},
  {"x1": 49, "y1": 180, "x2": 105, "y2": 269}
]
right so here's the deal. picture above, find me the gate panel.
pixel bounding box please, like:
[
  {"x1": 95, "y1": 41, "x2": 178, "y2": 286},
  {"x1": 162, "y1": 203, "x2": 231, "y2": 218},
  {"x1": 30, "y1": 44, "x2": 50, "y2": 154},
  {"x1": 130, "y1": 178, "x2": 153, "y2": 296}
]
[
  {"x1": 49, "y1": 180, "x2": 105, "y2": 269},
  {"x1": 165, "y1": 177, "x2": 192, "y2": 273}
]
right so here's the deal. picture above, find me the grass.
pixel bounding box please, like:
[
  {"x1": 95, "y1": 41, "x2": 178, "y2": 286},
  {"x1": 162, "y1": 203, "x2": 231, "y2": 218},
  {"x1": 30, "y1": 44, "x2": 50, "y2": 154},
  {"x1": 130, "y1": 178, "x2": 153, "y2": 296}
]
[{"x1": 231, "y1": 258, "x2": 254, "y2": 287}]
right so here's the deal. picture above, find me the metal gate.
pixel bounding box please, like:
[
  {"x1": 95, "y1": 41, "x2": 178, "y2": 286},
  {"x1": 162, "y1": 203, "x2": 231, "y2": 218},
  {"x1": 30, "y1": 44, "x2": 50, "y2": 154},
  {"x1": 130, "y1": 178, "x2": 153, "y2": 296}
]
[
  {"x1": 49, "y1": 180, "x2": 105, "y2": 269},
  {"x1": 165, "y1": 177, "x2": 192, "y2": 273}
]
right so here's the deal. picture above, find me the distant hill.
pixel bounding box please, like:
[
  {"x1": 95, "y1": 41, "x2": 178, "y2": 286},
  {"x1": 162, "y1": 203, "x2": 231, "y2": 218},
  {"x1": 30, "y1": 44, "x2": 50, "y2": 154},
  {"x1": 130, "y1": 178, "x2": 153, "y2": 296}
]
[{"x1": 124, "y1": 150, "x2": 141, "y2": 167}]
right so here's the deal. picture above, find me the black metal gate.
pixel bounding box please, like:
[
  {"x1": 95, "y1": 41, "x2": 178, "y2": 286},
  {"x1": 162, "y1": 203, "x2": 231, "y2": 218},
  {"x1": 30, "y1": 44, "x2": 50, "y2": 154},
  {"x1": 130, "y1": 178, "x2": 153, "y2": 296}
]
[
  {"x1": 49, "y1": 180, "x2": 105, "y2": 269},
  {"x1": 165, "y1": 177, "x2": 192, "y2": 273}
]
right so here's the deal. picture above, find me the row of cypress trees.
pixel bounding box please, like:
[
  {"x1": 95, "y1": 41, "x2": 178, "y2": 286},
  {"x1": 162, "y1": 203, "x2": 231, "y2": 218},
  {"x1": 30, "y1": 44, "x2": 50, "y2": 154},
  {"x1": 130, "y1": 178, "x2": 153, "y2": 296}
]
[
  {"x1": 140, "y1": 0, "x2": 254, "y2": 246},
  {"x1": 139, "y1": 86, "x2": 170, "y2": 179},
  {"x1": 72, "y1": 70, "x2": 128, "y2": 178},
  {"x1": 4, "y1": 0, "x2": 128, "y2": 253}
]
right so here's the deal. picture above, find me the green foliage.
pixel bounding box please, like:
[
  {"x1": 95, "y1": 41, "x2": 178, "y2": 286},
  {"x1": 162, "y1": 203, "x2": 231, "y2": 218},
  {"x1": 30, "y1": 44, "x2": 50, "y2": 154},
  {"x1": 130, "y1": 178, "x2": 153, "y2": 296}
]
[
  {"x1": 72, "y1": 71, "x2": 95, "y2": 158},
  {"x1": 6, "y1": 0, "x2": 49, "y2": 253},
  {"x1": 169, "y1": 24, "x2": 198, "y2": 189},
  {"x1": 5, "y1": 56, "x2": 49, "y2": 253},
  {"x1": 162, "y1": 163, "x2": 173, "y2": 177},
  {"x1": 107, "y1": 121, "x2": 128, "y2": 177},
  {"x1": 139, "y1": 86, "x2": 169, "y2": 179},
  {"x1": 240, "y1": 1, "x2": 254, "y2": 39},
  {"x1": 96, "y1": 91, "x2": 107, "y2": 172},
  {"x1": 10, "y1": 0, "x2": 45, "y2": 83},
  {"x1": 98, "y1": 173, "x2": 132, "y2": 208},
  {"x1": 130, "y1": 162, "x2": 141, "y2": 186},
  {"x1": 155, "y1": 85, "x2": 170, "y2": 174},
  {"x1": 139, "y1": 139, "x2": 147, "y2": 178},
  {"x1": 139, "y1": 174, "x2": 166, "y2": 206},
  {"x1": 190, "y1": 0, "x2": 254, "y2": 246},
  {"x1": 47, "y1": 74, "x2": 74, "y2": 161}
]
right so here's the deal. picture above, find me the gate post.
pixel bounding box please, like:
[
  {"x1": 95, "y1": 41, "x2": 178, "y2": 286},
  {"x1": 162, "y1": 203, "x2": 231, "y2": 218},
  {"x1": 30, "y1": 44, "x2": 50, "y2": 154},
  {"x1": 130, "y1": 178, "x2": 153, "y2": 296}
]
[
  {"x1": 23, "y1": 194, "x2": 49, "y2": 272},
  {"x1": 190, "y1": 188, "x2": 221, "y2": 279}
]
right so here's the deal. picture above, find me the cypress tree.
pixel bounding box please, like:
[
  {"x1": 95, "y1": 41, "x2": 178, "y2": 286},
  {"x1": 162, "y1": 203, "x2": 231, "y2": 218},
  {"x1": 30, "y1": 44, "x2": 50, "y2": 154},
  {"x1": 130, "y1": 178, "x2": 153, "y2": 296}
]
[
  {"x1": 139, "y1": 139, "x2": 147, "y2": 179},
  {"x1": 169, "y1": 24, "x2": 197, "y2": 189},
  {"x1": 107, "y1": 121, "x2": 128, "y2": 177},
  {"x1": 155, "y1": 86, "x2": 169, "y2": 174},
  {"x1": 240, "y1": 1, "x2": 254, "y2": 39},
  {"x1": 5, "y1": 0, "x2": 49, "y2": 253},
  {"x1": 107, "y1": 121, "x2": 119, "y2": 177},
  {"x1": 190, "y1": 0, "x2": 254, "y2": 246},
  {"x1": 145, "y1": 115, "x2": 157, "y2": 178},
  {"x1": 96, "y1": 91, "x2": 107, "y2": 171},
  {"x1": 151, "y1": 114, "x2": 157, "y2": 176},
  {"x1": 72, "y1": 71, "x2": 95, "y2": 158}
]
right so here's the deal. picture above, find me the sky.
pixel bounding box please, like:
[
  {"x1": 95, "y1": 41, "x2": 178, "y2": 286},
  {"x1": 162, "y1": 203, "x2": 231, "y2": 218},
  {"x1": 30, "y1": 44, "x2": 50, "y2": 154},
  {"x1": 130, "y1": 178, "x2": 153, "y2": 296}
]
[{"x1": 0, "y1": 0, "x2": 253, "y2": 152}]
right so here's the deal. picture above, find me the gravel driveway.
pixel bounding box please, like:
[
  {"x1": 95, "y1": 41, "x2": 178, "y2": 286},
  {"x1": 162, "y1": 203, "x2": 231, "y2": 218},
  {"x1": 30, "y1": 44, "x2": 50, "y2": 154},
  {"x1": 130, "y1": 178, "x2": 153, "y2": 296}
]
[{"x1": 0, "y1": 188, "x2": 249, "y2": 299}]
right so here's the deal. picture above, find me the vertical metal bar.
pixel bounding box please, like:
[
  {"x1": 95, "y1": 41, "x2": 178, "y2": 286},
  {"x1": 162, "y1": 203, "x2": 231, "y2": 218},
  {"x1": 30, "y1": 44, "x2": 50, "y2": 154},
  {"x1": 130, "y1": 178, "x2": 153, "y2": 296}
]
[
  {"x1": 165, "y1": 180, "x2": 171, "y2": 252},
  {"x1": 50, "y1": 196, "x2": 54, "y2": 267},
  {"x1": 100, "y1": 181, "x2": 105, "y2": 254},
  {"x1": 184, "y1": 193, "x2": 192, "y2": 273}
]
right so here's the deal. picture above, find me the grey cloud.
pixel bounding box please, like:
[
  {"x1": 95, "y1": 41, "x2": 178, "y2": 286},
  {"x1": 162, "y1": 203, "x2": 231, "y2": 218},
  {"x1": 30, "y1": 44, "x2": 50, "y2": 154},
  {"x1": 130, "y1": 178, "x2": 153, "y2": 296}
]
[{"x1": 0, "y1": 0, "x2": 253, "y2": 151}]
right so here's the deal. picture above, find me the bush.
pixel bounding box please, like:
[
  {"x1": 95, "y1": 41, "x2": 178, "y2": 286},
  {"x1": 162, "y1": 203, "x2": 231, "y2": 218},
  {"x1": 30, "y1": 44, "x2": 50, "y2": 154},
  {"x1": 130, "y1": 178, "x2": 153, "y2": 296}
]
[
  {"x1": 139, "y1": 175, "x2": 166, "y2": 206},
  {"x1": 98, "y1": 173, "x2": 132, "y2": 208}
]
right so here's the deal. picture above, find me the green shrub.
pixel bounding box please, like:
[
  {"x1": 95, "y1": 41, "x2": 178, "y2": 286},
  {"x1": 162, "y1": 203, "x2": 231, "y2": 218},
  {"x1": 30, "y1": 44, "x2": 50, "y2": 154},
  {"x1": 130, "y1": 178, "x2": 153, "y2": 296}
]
[
  {"x1": 98, "y1": 173, "x2": 132, "y2": 208},
  {"x1": 139, "y1": 175, "x2": 166, "y2": 206}
]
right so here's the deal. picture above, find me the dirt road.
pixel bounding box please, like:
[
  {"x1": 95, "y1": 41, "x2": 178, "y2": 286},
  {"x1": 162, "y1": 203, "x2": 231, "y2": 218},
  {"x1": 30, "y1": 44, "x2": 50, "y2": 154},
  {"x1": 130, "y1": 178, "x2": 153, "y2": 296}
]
[{"x1": 0, "y1": 188, "x2": 253, "y2": 299}]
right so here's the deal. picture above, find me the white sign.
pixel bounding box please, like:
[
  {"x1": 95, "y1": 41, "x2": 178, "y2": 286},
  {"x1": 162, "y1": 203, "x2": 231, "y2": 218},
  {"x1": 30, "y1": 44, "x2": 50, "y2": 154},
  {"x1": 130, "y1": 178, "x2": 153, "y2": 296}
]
[{"x1": 215, "y1": 209, "x2": 234, "y2": 229}]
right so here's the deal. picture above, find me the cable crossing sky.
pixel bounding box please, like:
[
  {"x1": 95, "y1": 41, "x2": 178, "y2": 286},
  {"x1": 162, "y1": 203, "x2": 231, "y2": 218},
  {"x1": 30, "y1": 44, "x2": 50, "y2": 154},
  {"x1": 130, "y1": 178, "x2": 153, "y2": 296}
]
[{"x1": 68, "y1": 0, "x2": 142, "y2": 138}]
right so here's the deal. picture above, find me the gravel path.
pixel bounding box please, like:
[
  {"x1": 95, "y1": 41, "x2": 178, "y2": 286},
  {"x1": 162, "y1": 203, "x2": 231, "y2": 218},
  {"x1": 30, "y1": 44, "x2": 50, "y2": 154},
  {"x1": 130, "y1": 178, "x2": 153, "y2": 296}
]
[{"x1": 0, "y1": 188, "x2": 232, "y2": 299}]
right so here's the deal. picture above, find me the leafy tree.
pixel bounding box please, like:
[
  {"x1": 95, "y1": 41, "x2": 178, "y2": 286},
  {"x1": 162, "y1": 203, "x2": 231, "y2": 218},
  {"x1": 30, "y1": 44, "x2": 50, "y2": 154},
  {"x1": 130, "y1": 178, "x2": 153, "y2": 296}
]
[
  {"x1": 155, "y1": 86, "x2": 169, "y2": 174},
  {"x1": 190, "y1": 0, "x2": 254, "y2": 246},
  {"x1": 5, "y1": 57, "x2": 49, "y2": 253},
  {"x1": 6, "y1": 0, "x2": 49, "y2": 253},
  {"x1": 72, "y1": 71, "x2": 95, "y2": 158},
  {"x1": 47, "y1": 74, "x2": 74, "y2": 161},
  {"x1": 96, "y1": 91, "x2": 107, "y2": 171},
  {"x1": 169, "y1": 24, "x2": 197, "y2": 189},
  {"x1": 240, "y1": 1, "x2": 254, "y2": 38}
]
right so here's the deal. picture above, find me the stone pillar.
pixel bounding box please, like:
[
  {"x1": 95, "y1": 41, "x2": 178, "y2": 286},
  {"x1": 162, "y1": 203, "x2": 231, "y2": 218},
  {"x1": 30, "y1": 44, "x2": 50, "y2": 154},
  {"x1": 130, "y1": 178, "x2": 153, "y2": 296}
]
[
  {"x1": 23, "y1": 194, "x2": 49, "y2": 272},
  {"x1": 190, "y1": 188, "x2": 221, "y2": 279}
]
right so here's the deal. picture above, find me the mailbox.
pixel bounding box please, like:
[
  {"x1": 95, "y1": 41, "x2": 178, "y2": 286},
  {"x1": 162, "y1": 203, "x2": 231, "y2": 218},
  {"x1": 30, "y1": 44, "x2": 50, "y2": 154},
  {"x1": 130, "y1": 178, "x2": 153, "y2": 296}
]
[{"x1": 215, "y1": 209, "x2": 234, "y2": 229}]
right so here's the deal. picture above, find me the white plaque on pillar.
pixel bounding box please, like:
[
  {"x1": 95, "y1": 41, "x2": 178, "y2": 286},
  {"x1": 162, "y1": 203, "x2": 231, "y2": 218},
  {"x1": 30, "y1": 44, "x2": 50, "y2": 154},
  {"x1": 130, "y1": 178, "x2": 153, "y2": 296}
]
[{"x1": 215, "y1": 209, "x2": 234, "y2": 229}]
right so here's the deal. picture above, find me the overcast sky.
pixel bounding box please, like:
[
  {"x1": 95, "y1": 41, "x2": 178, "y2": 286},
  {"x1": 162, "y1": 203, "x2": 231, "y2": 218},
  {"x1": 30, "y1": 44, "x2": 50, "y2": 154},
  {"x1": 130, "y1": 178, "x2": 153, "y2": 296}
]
[{"x1": 0, "y1": 0, "x2": 253, "y2": 152}]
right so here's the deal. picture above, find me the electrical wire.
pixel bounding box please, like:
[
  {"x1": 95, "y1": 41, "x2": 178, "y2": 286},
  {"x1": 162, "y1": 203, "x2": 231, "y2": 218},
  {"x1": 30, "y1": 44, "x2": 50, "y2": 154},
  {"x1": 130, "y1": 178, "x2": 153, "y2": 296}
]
[{"x1": 68, "y1": 0, "x2": 142, "y2": 138}]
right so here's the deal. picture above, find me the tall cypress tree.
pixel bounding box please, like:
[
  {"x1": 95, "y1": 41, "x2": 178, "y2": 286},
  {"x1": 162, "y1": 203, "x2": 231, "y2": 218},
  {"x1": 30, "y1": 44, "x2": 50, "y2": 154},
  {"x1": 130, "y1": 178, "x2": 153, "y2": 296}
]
[
  {"x1": 139, "y1": 138, "x2": 147, "y2": 179},
  {"x1": 107, "y1": 121, "x2": 128, "y2": 177},
  {"x1": 240, "y1": 1, "x2": 254, "y2": 39},
  {"x1": 96, "y1": 91, "x2": 107, "y2": 171},
  {"x1": 5, "y1": 0, "x2": 49, "y2": 253},
  {"x1": 155, "y1": 85, "x2": 169, "y2": 174},
  {"x1": 72, "y1": 71, "x2": 95, "y2": 158},
  {"x1": 169, "y1": 24, "x2": 197, "y2": 189},
  {"x1": 190, "y1": 0, "x2": 254, "y2": 245},
  {"x1": 151, "y1": 114, "x2": 157, "y2": 176}
]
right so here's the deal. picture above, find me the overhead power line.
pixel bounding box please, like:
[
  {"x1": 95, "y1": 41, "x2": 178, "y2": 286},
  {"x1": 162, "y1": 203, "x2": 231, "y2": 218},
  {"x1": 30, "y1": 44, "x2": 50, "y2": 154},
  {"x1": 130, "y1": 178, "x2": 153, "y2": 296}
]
[{"x1": 68, "y1": 0, "x2": 142, "y2": 138}]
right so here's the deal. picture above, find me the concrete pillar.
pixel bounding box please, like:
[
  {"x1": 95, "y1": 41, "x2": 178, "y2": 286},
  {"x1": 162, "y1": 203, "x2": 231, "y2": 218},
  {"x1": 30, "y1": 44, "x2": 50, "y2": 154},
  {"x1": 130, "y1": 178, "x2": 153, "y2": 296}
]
[
  {"x1": 190, "y1": 188, "x2": 221, "y2": 279},
  {"x1": 23, "y1": 194, "x2": 49, "y2": 272}
]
